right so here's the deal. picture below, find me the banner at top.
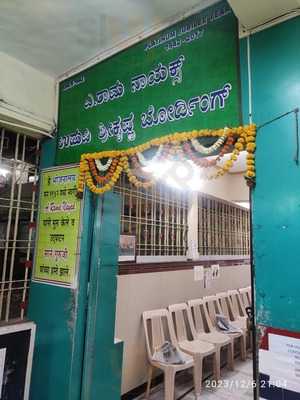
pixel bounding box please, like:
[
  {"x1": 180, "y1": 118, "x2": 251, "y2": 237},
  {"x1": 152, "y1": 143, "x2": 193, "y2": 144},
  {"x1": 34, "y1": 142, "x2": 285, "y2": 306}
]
[{"x1": 56, "y1": 1, "x2": 240, "y2": 165}]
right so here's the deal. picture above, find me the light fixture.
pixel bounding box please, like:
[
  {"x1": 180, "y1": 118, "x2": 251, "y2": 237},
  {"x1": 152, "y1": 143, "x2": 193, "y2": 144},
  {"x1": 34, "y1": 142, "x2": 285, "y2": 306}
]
[
  {"x1": 142, "y1": 160, "x2": 173, "y2": 178},
  {"x1": 234, "y1": 201, "x2": 250, "y2": 209},
  {"x1": 0, "y1": 167, "x2": 10, "y2": 176},
  {"x1": 142, "y1": 160, "x2": 204, "y2": 191}
]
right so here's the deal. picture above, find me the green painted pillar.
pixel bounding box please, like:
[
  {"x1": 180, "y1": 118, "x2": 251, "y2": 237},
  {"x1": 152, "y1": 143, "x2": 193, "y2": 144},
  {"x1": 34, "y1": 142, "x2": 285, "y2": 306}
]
[
  {"x1": 28, "y1": 188, "x2": 94, "y2": 400},
  {"x1": 81, "y1": 192, "x2": 123, "y2": 400},
  {"x1": 28, "y1": 137, "x2": 123, "y2": 399},
  {"x1": 241, "y1": 19, "x2": 300, "y2": 330}
]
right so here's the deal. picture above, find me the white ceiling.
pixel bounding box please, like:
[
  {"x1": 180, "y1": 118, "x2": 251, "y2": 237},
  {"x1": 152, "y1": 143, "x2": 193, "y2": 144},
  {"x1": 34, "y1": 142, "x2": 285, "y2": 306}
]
[
  {"x1": 228, "y1": 0, "x2": 300, "y2": 30},
  {"x1": 0, "y1": 0, "x2": 299, "y2": 79},
  {"x1": 0, "y1": 0, "x2": 216, "y2": 78}
]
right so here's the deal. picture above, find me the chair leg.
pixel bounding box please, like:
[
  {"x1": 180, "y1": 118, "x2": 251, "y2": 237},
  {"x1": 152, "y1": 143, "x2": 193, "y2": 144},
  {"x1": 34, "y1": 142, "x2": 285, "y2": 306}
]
[
  {"x1": 227, "y1": 341, "x2": 234, "y2": 371},
  {"x1": 249, "y1": 330, "x2": 253, "y2": 352},
  {"x1": 240, "y1": 334, "x2": 247, "y2": 361},
  {"x1": 164, "y1": 368, "x2": 176, "y2": 400},
  {"x1": 145, "y1": 365, "x2": 153, "y2": 399},
  {"x1": 193, "y1": 355, "x2": 203, "y2": 399},
  {"x1": 213, "y1": 348, "x2": 221, "y2": 381}
]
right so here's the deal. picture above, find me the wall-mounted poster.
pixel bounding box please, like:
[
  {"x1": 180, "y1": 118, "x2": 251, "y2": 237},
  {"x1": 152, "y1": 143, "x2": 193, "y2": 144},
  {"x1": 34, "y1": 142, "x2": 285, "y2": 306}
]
[
  {"x1": 211, "y1": 264, "x2": 220, "y2": 279},
  {"x1": 56, "y1": 0, "x2": 240, "y2": 164},
  {"x1": 119, "y1": 235, "x2": 136, "y2": 262},
  {"x1": 33, "y1": 166, "x2": 83, "y2": 287},
  {"x1": 0, "y1": 321, "x2": 35, "y2": 400}
]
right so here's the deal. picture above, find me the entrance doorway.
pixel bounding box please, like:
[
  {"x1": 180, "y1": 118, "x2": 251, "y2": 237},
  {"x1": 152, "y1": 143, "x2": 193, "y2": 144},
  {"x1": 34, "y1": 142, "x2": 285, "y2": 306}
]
[{"x1": 113, "y1": 165, "x2": 255, "y2": 400}]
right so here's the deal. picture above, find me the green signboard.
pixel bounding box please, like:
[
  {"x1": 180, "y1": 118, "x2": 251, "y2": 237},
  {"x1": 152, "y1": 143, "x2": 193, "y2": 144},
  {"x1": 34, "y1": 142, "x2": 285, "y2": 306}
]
[
  {"x1": 56, "y1": 0, "x2": 240, "y2": 165},
  {"x1": 33, "y1": 166, "x2": 82, "y2": 287}
]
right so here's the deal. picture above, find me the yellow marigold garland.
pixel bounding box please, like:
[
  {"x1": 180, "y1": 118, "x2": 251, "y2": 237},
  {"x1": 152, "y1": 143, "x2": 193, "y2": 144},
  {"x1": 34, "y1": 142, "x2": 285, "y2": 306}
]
[
  {"x1": 122, "y1": 156, "x2": 155, "y2": 189},
  {"x1": 77, "y1": 124, "x2": 256, "y2": 197}
]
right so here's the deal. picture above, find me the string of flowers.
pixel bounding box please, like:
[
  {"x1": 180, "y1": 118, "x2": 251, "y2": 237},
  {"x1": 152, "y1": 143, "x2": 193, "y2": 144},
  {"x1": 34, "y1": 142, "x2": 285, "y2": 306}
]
[
  {"x1": 122, "y1": 156, "x2": 155, "y2": 189},
  {"x1": 190, "y1": 132, "x2": 227, "y2": 155},
  {"x1": 77, "y1": 124, "x2": 256, "y2": 197},
  {"x1": 95, "y1": 157, "x2": 113, "y2": 172},
  {"x1": 88, "y1": 158, "x2": 119, "y2": 184},
  {"x1": 137, "y1": 145, "x2": 163, "y2": 166},
  {"x1": 182, "y1": 134, "x2": 235, "y2": 168}
]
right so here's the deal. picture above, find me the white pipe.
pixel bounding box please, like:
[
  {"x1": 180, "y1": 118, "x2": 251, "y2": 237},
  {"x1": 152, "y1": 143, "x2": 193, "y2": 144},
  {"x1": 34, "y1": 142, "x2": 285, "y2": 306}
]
[
  {"x1": 247, "y1": 35, "x2": 253, "y2": 124},
  {"x1": 187, "y1": 191, "x2": 200, "y2": 260}
]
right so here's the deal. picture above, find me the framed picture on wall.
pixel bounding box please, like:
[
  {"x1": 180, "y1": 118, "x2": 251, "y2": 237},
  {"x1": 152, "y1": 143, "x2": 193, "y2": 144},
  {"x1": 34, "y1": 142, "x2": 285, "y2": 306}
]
[
  {"x1": 0, "y1": 321, "x2": 36, "y2": 400},
  {"x1": 119, "y1": 235, "x2": 136, "y2": 262}
]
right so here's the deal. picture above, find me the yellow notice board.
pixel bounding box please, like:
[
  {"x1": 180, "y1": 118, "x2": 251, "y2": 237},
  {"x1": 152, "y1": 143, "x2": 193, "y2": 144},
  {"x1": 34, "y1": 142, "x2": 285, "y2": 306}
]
[{"x1": 33, "y1": 166, "x2": 82, "y2": 287}]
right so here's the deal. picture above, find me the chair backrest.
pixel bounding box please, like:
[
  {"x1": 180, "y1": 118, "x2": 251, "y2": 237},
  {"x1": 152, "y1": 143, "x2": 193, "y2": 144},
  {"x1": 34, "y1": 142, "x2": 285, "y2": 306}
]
[
  {"x1": 246, "y1": 286, "x2": 252, "y2": 304},
  {"x1": 228, "y1": 289, "x2": 246, "y2": 318},
  {"x1": 168, "y1": 303, "x2": 193, "y2": 343},
  {"x1": 239, "y1": 287, "x2": 251, "y2": 308},
  {"x1": 142, "y1": 309, "x2": 178, "y2": 359},
  {"x1": 203, "y1": 295, "x2": 222, "y2": 330},
  {"x1": 216, "y1": 292, "x2": 234, "y2": 321},
  {"x1": 188, "y1": 298, "x2": 214, "y2": 336}
]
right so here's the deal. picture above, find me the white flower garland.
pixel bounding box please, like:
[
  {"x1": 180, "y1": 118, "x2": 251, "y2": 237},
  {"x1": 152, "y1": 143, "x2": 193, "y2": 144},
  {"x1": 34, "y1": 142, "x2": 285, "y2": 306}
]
[
  {"x1": 95, "y1": 157, "x2": 113, "y2": 172},
  {"x1": 137, "y1": 145, "x2": 163, "y2": 166},
  {"x1": 191, "y1": 133, "x2": 227, "y2": 155}
]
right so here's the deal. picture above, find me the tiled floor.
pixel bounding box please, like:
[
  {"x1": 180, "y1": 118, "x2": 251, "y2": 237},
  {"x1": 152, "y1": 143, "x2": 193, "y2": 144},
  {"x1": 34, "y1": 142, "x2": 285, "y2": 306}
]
[{"x1": 136, "y1": 358, "x2": 254, "y2": 400}]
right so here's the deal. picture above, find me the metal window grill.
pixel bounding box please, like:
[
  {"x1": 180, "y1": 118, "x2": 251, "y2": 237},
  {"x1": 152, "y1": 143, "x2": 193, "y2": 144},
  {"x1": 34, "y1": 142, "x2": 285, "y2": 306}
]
[
  {"x1": 113, "y1": 174, "x2": 188, "y2": 256},
  {"x1": 0, "y1": 128, "x2": 39, "y2": 322},
  {"x1": 198, "y1": 193, "x2": 250, "y2": 256}
]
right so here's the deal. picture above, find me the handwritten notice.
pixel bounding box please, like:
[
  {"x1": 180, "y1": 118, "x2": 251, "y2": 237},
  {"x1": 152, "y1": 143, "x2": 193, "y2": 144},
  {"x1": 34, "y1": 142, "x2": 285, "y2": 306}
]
[
  {"x1": 33, "y1": 166, "x2": 82, "y2": 287},
  {"x1": 194, "y1": 265, "x2": 204, "y2": 281}
]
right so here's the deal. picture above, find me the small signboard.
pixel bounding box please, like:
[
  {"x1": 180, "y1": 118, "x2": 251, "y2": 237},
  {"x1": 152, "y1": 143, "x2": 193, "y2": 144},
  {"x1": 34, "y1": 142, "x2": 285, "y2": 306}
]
[
  {"x1": 0, "y1": 321, "x2": 35, "y2": 400},
  {"x1": 33, "y1": 165, "x2": 83, "y2": 287},
  {"x1": 119, "y1": 235, "x2": 136, "y2": 262},
  {"x1": 258, "y1": 325, "x2": 300, "y2": 399}
]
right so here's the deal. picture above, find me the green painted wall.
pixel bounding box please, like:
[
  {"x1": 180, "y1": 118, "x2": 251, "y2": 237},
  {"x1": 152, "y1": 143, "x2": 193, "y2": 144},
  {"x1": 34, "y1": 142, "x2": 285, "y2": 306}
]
[
  {"x1": 241, "y1": 17, "x2": 300, "y2": 331},
  {"x1": 28, "y1": 187, "x2": 93, "y2": 400},
  {"x1": 29, "y1": 138, "x2": 94, "y2": 399},
  {"x1": 29, "y1": 136, "x2": 123, "y2": 399}
]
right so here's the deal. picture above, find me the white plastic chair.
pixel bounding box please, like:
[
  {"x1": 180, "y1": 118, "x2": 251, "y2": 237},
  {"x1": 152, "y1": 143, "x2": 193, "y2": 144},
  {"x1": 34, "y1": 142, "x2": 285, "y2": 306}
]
[
  {"x1": 203, "y1": 295, "x2": 246, "y2": 361},
  {"x1": 246, "y1": 286, "x2": 252, "y2": 305},
  {"x1": 227, "y1": 290, "x2": 248, "y2": 330},
  {"x1": 216, "y1": 292, "x2": 247, "y2": 360},
  {"x1": 187, "y1": 298, "x2": 234, "y2": 377},
  {"x1": 142, "y1": 309, "x2": 194, "y2": 400},
  {"x1": 240, "y1": 286, "x2": 252, "y2": 308},
  {"x1": 168, "y1": 303, "x2": 216, "y2": 394}
]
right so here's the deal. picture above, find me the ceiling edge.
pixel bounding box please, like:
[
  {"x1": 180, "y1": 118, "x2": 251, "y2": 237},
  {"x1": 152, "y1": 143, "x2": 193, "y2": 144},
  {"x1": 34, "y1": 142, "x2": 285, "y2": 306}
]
[
  {"x1": 57, "y1": 0, "x2": 218, "y2": 82},
  {"x1": 239, "y1": 9, "x2": 300, "y2": 38}
]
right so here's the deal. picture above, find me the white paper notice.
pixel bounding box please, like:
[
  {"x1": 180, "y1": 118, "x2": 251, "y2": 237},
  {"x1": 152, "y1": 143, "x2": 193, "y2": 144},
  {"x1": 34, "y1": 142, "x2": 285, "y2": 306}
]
[
  {"x1": 0, "y1": 348, "x2": 6, "y2": 399},
  {"x1": 268, "y1": 333, "x2": 300, "y2": 393},
  {"x1": 194, "y1": 265, "x2": 204, "y2": 281},
  {"x1": 211, "y1": 264, "x2": 220, "y2": 280},
  {"x1": 204, "y1": 267, "x2": 212, "y2": 289}
]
